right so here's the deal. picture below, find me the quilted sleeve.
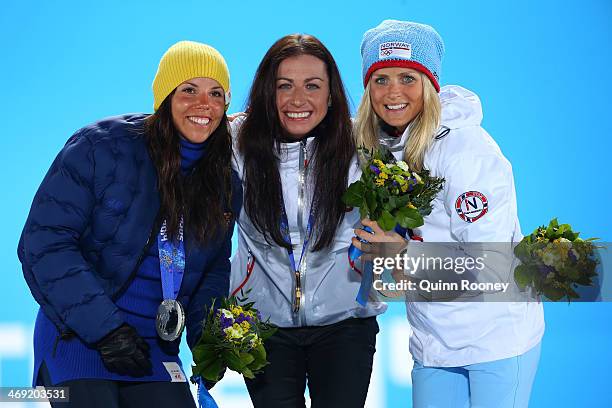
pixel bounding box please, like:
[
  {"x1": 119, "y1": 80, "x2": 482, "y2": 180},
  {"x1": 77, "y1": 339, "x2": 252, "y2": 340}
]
[{"x1": 19, "y1": 131, "x2": 125, "y2": 344}]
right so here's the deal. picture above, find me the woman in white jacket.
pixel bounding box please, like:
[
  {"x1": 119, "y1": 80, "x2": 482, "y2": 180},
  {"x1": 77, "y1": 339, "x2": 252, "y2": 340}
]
[
  {"x1": 229, "y1": 34, "x2": 385, "y2": 408},
  {"x1": 352, "y1": 20, "x2": 545, "y2": 407}
]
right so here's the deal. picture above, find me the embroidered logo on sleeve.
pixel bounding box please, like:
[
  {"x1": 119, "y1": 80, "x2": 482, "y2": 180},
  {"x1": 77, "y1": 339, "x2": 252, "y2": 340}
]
[
  {"x1": 455, "y1": 191, "x2": 488, "y2": 223},
  {"x1": 379, "y1": 42, "x2": 412, "y2": 59}
]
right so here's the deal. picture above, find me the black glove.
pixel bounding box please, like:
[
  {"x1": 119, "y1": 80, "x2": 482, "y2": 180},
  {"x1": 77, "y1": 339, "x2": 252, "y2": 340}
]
[{"x1": 96, "y1": 324, "x2": 152, "y2": 377}]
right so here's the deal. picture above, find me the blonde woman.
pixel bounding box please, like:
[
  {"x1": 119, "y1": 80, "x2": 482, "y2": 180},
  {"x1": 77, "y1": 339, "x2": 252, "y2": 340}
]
[{"x1": 352, "y1": 20, "x2": 544, "y2": 408}]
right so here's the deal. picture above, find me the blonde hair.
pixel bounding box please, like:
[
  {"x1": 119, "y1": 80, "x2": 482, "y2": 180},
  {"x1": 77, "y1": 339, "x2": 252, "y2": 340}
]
[{"x1": 354, "y1": 72, "x2": 441, "y2": 171}]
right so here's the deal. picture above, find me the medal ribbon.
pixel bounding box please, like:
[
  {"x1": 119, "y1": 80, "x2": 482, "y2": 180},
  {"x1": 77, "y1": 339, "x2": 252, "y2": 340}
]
[
  {"x1": 195, "y1": 377, "x2": 219, "y2": 408},
  {"x1": 352, "y1": 224, "x2": 414, "y2": 306},
  {"x1": 158, "y1": 216, "x2": 186, "y2": 301},
  {"x1": 280, "y1": 205, "x2": 315, "y2": 313}
]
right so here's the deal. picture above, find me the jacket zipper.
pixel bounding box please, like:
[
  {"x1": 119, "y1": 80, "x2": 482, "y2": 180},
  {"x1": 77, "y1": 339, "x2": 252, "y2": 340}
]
[{"x1": 297, "y1": 139, "x2": 308, "y2": 326}]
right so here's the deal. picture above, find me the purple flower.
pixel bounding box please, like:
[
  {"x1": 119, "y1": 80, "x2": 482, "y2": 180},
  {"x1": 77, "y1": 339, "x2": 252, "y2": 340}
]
[
  {"x1": 219, "y1": 315, "x2": 234, "y2": 330},
  {"x1": 537, "y1": 264, "x2": 555, "y2": 277},
  {"x1": 369, "y1": 165, "x2": 380, "y2": 175}
]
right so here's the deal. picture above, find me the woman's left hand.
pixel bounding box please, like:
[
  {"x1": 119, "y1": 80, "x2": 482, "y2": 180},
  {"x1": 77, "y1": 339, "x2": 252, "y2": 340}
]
[{"x1": 352, "y1": 218, "x2": 407, "y2": 259}]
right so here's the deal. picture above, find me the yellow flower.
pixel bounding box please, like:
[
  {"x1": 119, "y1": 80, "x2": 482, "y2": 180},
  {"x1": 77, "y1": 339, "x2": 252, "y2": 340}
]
[
  {"x1": 400, "y1": 184, "x2": 408, "y2": 193},
  {"x1": 379, "y1": 172, "x2": 388, "y2": 180},
  {"x1": 230, "y1": 306, "x2": 243, "y2": 316},
  {"x1": 373, "y1": 159, "x2": 384, "y2": 168},
  {"x1": 375, "y1": 178, "x2": 385, "y2": 186},
  {"x1": 240, "y1": 321, "x2": 251, "y2": 331},
  {"x1": 407, "y1": 202, "x2": 417, "y2": 209}
]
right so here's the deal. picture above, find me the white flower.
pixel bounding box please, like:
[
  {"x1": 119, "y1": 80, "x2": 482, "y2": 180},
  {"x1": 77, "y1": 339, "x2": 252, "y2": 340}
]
[
  {"x1": 249, "y1": 334, "x2": 261, "y2": 348},
  {"x1": 541, "y1": 250, "x2": 560, "y2": 267},
  {"x1": 223, "y1": 325, "x2": 244, "y2": 340},
  {"x1": 220, "y1": 309, "x2": 234, "y2": 319},
  {"x1": 412, "y1": 172, "x2": 423, "y2": 183},
  {"x1": 396, "y1": 161, "x2": 409, "y2": 171},
  {"x1": 570, "y1": 248, "x2": 580, "y2": 260}
]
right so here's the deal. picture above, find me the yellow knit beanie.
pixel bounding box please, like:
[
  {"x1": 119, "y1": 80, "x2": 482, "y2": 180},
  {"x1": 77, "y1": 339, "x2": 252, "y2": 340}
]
[{"x1": 152, "y1": 41, "x2": 230, "y2": 111}]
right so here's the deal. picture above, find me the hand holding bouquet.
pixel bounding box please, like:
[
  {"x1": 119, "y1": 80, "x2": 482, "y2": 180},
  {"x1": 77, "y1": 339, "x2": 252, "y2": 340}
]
[
  {"x1": 514, "y1": 218, "x2": 599, "y2": 301},
  {"x1": 342, "y1": 149, "x2": 444, "y2": 306}
]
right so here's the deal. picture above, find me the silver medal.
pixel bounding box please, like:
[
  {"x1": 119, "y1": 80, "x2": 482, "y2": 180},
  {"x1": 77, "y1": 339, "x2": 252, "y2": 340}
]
[{"x1": 155, "y1": 299, "x2": 186, "y2": 341}]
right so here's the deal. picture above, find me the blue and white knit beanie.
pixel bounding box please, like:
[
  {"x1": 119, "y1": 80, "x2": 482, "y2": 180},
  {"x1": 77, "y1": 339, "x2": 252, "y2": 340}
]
[{"x1": 361, "y1": 20, "x2": 445, "y2": 92}]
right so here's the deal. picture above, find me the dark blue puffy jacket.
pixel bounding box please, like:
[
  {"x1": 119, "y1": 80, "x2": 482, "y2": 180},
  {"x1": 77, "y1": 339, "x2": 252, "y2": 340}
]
[{"x1": 18, "y1": 113, "x2": 242, "y2": 348}]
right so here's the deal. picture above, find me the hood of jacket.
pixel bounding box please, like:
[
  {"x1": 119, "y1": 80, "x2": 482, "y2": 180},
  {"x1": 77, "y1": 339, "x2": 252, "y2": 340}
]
[{"x1": 440, "y1": 84, "x2": 483, "y2": 129}]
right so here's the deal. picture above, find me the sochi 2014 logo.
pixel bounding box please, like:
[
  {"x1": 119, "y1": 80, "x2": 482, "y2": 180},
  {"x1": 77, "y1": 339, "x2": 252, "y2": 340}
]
[{"x1": 455, "y1": 191, "x2": 488, "y2": 223}]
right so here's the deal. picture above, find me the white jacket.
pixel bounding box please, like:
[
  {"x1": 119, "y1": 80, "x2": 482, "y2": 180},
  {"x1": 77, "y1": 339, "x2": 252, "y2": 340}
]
[
  {"x1": 386, "y1": 85, "x2": 545, "y2": 367},
  {"x1": 229, "y1": 117, "x2": 386, "y2": 327}
]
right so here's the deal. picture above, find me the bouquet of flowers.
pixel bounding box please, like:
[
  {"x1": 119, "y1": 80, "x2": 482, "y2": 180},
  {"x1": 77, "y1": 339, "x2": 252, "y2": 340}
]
[
  {"x1": 513, "y1": 218, "x2": 599, "y2": 301},
  {"x1": 191, "y1": 293, "x2": 276, "y2": 382},
  {"x1": 342, "y1": 148, "x2": 444, "y2": 231}
]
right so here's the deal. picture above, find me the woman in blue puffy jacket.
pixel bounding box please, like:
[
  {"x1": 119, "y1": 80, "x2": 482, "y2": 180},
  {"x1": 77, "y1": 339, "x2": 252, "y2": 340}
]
[{"x1": 17, "y1": 41, "x2": 241, "y2": 408}]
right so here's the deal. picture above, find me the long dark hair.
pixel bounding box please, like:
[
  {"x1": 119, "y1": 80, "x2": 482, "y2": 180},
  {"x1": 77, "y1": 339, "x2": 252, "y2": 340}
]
[
  {"x1": 238, "y1": 34, "x2": 354, "y2": 251},
  {"x1": 145, "y1": 93, "x2": 232, "y2": 243}
]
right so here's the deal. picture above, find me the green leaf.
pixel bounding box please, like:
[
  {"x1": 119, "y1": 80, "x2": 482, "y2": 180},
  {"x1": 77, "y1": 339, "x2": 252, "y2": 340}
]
[
  {"x1": 242, "y1": 367, "x2": 255, "y2": 379},
  {"x1": 375, "y1": 185, "x2": 390, "y2": 201},
  {"x1": 240, "y1": 352, "x2": 255, "y2": 366},
  {"x1": 365, "y1": 190, "x2": 377, "y2": 216},
  {"x1": 192, "y1": 345, "x2": 207, "y2": 362},
  {"x1": 513, "y1": 241, "x2": 530, "y2": 262},
  {"x1": 192, "y1": 344, "x2": 217, "y2": 365},
  {"x1": 192, "y1": 363, "x2": 203, "y2": 377},
  {"x1": 259, "y1": 325, "x2": 277, "y2": 341},
  {"x1": 359, "y1": 205, "x2": 369, "y2": 221},
  {"x1": 377, "y1": 210, "x2": 396, "y2": 231},
  {"x1": 342, "y1": 182, "x2": 365, "y2": 207},
  {"x1": 201, "y1": 358, "x2": 225, "y2": 382},
  {"x1": 563, "y1": 230, "x2": 579, "y2": 241},
  {"x1": 514, "y1": 264, "x2": 533, "y2": 289},
  {"x1": 395, "y1": 195, "x2": 410, "y2": 208},
  {"x1": 251, "y1": 344, "x2": 267, "y2": 365},
  {"x1": 198, "y1": 330, "x2": 217, "y2": 346},
  {"x1": 543, "y1": 285, "x2": 565, "y2": 301},
  {"x1": 549, "y1": 218, "x2": 559, "y2": 229},
  {"x1": 395, "y1": 207, "x2": 424, "y2": 229},
  {"x1": 562, "y1": 266, "x2": 581, "y2": 281},
  {"x1": 223, "y1": 349, "x2": 245, "y2": 372}
]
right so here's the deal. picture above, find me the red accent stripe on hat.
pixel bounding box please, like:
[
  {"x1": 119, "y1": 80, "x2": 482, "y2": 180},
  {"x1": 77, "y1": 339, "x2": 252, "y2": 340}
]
[{"x1": 364, "y1": 60, "x2": 440, "y2": 92}]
